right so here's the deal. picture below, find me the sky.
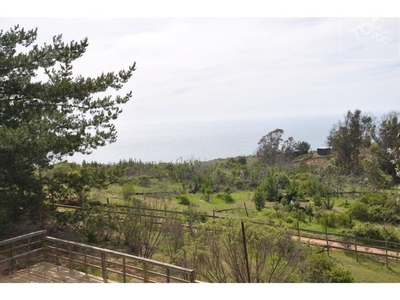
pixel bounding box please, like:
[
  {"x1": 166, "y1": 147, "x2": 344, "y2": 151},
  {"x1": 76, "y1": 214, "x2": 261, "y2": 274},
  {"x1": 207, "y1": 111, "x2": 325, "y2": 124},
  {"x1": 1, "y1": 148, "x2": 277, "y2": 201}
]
[{"x1": 1, "y1": 2, "x2": 400, "y2": 164}]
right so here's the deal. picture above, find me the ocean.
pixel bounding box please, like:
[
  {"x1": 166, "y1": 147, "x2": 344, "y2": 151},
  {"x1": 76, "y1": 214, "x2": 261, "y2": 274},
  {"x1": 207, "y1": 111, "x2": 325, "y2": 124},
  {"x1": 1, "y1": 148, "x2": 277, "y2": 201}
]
[{"x1": 69, "y1": 115, "x2": 340, "y2": 165}]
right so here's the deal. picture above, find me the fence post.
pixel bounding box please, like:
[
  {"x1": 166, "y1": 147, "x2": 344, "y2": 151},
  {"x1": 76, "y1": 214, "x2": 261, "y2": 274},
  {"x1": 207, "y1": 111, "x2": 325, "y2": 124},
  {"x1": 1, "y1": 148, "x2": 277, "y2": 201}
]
[
  {"x1": 241, "y1": 221, "x2": 251, "y2": 283},
  {"x1": 354, "y1": 233, "x2": 358, "y2": 262},
  {"x1": 385, "y1": 239, "x2": 389, "y2": 269},
  {"x1": 213, "y1": 209, "x2": 215, "y2": 219},
  {"x1": 297, "y1": 221, "x2": 300, "y2": 240},
  {"x1": 325, "y1": 227, "x2": 330, "y2": 257},
  {"x1": 164, "y1": 203, "x2": 167, "y2": 217},
  {"x1": 101, "y1": 252, "x2": 108, "y2": 283},
  {"x1": 244, "y1": 203, "x2": 249, "y2": 217},
  {"x1": 166, "y1": 268, "x2": 170, "y2": 283}
]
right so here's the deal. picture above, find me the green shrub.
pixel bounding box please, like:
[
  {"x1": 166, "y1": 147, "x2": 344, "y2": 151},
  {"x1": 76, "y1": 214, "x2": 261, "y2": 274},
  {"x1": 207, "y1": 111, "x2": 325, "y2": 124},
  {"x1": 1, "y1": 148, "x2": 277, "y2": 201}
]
[
  {"x1": 315, "y1": 211, "x2": 352, "y2": 229},
  {"x1": 177, "y1": 194, "x2": 191, "y2": 206},
  {"x1": 349, "y1": 201, "x2": 370, "y2": 222},
  {"x1": 122, "y1": 183, "x2": 135, "y2": 202},
  {"x1": 217, "y1": 193, "x2": 235, "y2": 203},
  {"x1": 313, "y1": 193, "x2": 322, "y2": 207},
  {"x1": 253, "y1": 188, "x2": 266, "y2": 211},
  {"x1": 302, "y1": 252, "x2": 354, "y2": 283},
  {"x1": 138, "y1": 175, "x2": 151, "y2": 187},
  {"x1": 352, "y1": 223, "x2": 400, "y2": 247},
  {"x1": 183, "y1": 205, "x2": 207, "y2": 223}
]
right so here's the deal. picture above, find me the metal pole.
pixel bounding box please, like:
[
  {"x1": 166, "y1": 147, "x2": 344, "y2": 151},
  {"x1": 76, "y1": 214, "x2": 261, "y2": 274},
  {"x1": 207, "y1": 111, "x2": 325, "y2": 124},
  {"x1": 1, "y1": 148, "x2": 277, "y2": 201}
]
[{"x1": 241, "y1": 221, "x2": 251, "y2": 283}]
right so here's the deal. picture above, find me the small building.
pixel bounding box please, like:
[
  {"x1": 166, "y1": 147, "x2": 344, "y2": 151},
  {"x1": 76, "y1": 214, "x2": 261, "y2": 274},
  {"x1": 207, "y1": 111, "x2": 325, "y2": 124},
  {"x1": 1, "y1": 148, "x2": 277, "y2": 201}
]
[{"x1": 317, "y1": 147, "x2": 331, "y2": 156}]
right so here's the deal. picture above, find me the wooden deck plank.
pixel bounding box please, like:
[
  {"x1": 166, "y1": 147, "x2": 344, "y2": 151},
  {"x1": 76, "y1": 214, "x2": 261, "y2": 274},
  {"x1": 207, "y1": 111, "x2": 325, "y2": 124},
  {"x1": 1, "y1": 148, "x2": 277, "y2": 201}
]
[{"x1": 0, "y1": 262, "x2": 114, "y2": 283}]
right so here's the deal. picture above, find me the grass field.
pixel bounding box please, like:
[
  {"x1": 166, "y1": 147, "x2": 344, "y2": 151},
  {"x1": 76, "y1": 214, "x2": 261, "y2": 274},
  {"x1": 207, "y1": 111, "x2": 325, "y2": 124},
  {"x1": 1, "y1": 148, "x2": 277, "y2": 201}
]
[{"x1": 330, "y1": 250, "x2": 400, "y2": 283}]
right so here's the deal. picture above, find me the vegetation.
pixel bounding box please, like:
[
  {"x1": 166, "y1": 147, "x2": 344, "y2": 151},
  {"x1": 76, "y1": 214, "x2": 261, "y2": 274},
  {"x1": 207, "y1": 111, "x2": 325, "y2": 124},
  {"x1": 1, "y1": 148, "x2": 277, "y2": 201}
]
[
  {"x1": 0, "y1": 24, "x2": 135, "y2": 228},
  {"x1": 1, "y1": 24, "x2": 400, "y2": 283}
]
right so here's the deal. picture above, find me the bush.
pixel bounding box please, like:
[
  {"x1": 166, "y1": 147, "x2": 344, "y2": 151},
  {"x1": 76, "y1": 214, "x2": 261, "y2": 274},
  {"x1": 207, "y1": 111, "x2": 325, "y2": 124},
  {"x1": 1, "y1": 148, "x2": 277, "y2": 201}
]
[
  {"x1": 217, "y1": 193, "x2": 235, "y2": 203},
  {"x1": 351, "y1": 223, "x2": 400, "y2": 246},
  {"x1": 349, "y1": 192, "x2": 400, "y2": 224},
  {"x1": 315, "y1": 211, "x2": 353, "y2": 229},
  {"x1": 302, "y1": 252, "x2": 355, "y2": 283},
  {"x1": 177, "y1": 194, "x2": 191, "y2": 205},
  {"x1": 122, "y1": 183, "x2": 135, "y2": 202},
  {"x1": 138, "y1": 175, "x2": 151, "y2": 187},
  {"x1": 349, "y1": 201, "x2": 370, "y2": 222},
  {"x1": 313, "y1": 193, "x2": 322, "y2": 207},
  {"x1": 183, "y1": 205, "x2": 207, "y2": 223},
  {"x1": 253, "y1": 188, "x2": 266, "y2": 211}
]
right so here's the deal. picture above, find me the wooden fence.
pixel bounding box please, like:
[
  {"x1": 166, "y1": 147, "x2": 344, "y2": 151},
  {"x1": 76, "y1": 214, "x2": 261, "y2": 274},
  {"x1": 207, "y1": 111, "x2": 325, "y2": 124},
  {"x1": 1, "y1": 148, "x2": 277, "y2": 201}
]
[
  {"x1": 286, "y1": 223, "x2": 400, "y2": 268},
  {"x1": 0, "y1": 230, "x2": 196, "y2": 283},
  {"x1": 53, "y1": 203, "x2": 400, "y2": 268}
]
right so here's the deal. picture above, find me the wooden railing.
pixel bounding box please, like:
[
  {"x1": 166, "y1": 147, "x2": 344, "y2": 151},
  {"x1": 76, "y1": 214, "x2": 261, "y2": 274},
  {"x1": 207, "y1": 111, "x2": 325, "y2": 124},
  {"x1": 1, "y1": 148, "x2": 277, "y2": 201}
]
[
  {"x1": 44, "y1": 236, "x2": 196, "y2": 283},
  {"x1": 0, "y1": 231, "x2": 196, "y2": 283},
  {"x1": 0, "y1": 230, "x2": 46, "y2": 275}
]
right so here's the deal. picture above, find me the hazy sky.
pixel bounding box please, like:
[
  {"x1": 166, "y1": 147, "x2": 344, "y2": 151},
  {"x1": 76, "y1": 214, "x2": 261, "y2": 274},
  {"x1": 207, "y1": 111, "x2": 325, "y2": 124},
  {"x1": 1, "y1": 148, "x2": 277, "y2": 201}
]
[
  {"x1": 1, "y1": 15, "x2": 400, "y2": 162},
  {"x1": 2, "y1": 17, "x2": 399, "y2": 120}
]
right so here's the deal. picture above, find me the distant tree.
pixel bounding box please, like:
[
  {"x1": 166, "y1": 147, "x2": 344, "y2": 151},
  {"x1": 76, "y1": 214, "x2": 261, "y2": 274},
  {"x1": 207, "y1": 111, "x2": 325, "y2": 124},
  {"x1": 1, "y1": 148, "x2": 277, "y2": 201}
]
[
  {"x1": 296, "y1": 141, "x2": 311, "y2": 155},
  {"x1": 257, "y1": 128, "x2": 285, "y2": 165},
  {"x1": 257, "y1": 129, "x2": 297, "y2": 165},
  {"x1": 327, "y1": 109, "x2": 373, "y2": 174},
  {"x1": 281, "y1": 136, "x2": 297, "y2": 154},
  {"x1": 371, "y1": 111, "x2": 400, "y2": 182},
  {"x1": 237, "y1": 156, "x2": 247, "y2": 165}
]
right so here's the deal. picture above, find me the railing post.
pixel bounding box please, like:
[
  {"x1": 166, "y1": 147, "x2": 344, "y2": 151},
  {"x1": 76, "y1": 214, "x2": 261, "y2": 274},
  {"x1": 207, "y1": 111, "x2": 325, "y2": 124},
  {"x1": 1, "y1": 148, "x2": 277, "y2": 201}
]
[
  {"x1": 11, "y1": 242, "x2": 15, "y2": 273},
  {"x1": 143, "y1": 262, "x2": 148, "y2": 283},
  {"x1": 189, "y1": 271, "x2": 195, "y2": 283},
  {"x1": 84, "y1": 248, "x2": 88, "y2": 274},
  {"x1": 101, "y1": 252, "x2": 108, "y2": 283},
  {"x1": 166, "y1": 268, "x2": 170, "y2": 283},
  {"x1": 27, "y1": 237, "x2": 31, "y2": 268},
  {"x1": 68, "y1": 244, "x2": 72, "y2": 269},
  {"x1": 123, "y1": 257, "x2": 127, "y2": 283},
  {"x1": 43, "y1": 231, "x2": 47, "y2": 263},
  {"x1": 56, "y1": 241, "x2": 60, "y2": 266}
]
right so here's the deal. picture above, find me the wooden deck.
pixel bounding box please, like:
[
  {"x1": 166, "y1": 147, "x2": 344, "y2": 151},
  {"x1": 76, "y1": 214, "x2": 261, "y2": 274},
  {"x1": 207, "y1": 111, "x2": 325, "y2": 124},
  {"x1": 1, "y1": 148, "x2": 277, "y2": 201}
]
[
  {"x1": 0, "y1": 262, "x2": 114, "y2": 283},
  {"x1": 0, "y1": 231, "x2": 196, "y2": 283}
]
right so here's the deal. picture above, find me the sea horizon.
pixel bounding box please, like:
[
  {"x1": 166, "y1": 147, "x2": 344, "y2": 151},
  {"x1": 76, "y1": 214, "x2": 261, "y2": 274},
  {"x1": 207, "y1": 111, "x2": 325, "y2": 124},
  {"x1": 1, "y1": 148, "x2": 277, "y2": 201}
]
[{"x1": 68, "y1": 114, "x2": 347, "y2": 165}]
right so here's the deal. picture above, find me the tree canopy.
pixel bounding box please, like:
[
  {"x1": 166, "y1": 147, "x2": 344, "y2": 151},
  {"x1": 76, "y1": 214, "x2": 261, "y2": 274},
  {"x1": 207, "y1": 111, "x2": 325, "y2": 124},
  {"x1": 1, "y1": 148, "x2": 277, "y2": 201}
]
[
  {"x1": 0, "y1": 25, "x2": 136, "y2": 226},
  {"x1": 327, "y1": 109, "x2": 373, "y2": 174}
]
